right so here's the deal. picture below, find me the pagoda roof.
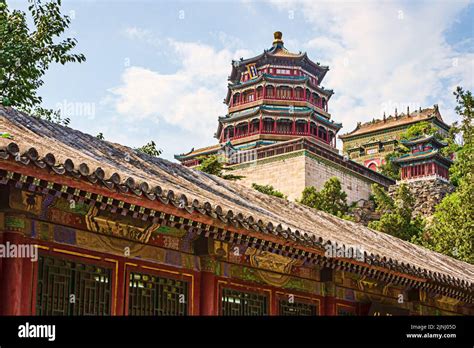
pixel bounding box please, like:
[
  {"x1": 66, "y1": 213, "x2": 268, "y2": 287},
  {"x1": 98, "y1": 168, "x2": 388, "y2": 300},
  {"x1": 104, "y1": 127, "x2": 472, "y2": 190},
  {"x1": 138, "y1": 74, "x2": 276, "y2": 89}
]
[
  {"x1": 229, "y1": 32, "x2": 329, "y2": 84},
  {"x1": 228, "y1": 73, "x2": 334, "y2": 94},
  {"x1": 1, "y1": 106, "x2": 473, "y2": 298},
  {"x1": 174, "y1": 143, "x2": 221, "y2": 160},
  {"x1": 400, "y1": 135, "x2": 447, "y2": 148},
  {"x1": 339, "y1": 106, "x2": 449, "y2": 139},
  {"x1": 218, "y1": 105, "x2": 342, "y2": 129},
  {"x1": 393, "y1": 149, "x2": 453, "y2": 165}
]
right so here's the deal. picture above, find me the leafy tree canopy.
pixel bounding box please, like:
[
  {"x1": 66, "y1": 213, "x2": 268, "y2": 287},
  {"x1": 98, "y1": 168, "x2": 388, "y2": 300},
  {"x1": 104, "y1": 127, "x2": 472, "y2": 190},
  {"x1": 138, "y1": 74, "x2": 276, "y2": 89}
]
[
  {"x1": 368, "y1": 183, "x2": 424, "y2": 241},
  {"x1": 196, "y1": 155, "x2": 243, "y2": 180},
  {"x1": 399, "y1": 121, "x2": 440, "y2": 141},
  {"x1": 252, "y1": 183, "x2": 286, "y2": 199},
  {"x1": 135, "y1": 141, "x2": 162, "y2": 157},
  {"x1": 0, "y1": 0, "x2": 85, "y2": 123},
  {"x1": 299, "y1": 177, "x2": 349, "y2": 218}
]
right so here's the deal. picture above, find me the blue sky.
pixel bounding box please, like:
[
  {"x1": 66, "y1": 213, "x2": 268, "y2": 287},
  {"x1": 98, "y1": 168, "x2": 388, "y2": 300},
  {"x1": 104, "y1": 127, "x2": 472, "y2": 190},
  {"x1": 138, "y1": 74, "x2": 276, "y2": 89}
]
[{"x1": 8, "y1": 0, "x2": 474, "y2": 160}]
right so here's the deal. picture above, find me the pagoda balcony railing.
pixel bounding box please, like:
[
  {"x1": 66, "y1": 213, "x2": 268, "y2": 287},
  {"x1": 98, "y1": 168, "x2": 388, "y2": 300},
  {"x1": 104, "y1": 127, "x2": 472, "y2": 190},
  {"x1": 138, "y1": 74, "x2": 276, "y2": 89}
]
[
  {"x1": 226, "y1": 128, "x2": 333, "y2": 145},
  {"x1": 231, "y1": 96, "x2": 327, "y2": 111}
]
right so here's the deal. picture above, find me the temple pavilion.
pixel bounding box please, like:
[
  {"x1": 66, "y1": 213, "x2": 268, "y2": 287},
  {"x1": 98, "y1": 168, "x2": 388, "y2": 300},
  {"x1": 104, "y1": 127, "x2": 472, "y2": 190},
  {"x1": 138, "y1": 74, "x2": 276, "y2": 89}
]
[
  {"x1": 176, "y1": 32, "x2": 394, "y2": 202},
  {"x1": 0, "y1": 106, "x2": 473, "y2": 316}
]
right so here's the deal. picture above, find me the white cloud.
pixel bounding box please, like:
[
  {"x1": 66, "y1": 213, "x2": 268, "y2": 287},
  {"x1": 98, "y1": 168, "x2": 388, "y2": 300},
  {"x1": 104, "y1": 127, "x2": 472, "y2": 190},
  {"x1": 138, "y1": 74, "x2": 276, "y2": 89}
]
[
  {"x1": 107, "y1": 36, "x2": 253, "y2": 141},
  {"x1": 271, "y1": 0, "x2": 473, "y2": 144}
]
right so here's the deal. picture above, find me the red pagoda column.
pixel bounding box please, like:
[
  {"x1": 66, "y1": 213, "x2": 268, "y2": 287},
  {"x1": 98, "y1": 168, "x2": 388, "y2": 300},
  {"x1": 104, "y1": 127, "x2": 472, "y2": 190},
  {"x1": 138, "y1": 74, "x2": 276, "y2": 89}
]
[
  {"x1": 200, "y1": 271, "x2": 217, "y2": 315},
  {"x1": 0, "y1": 231, "x2": 24, "y2": 315},
  {"x1": 307, "y1": 120, "x2": 311, "y2": 135},
  {"x1": 273, "y1": 118, "x2": 277, "y2": 133},
  {"x1": 324, "y1": 297, "x2": 336, "y2": 316},
  {"x1": 259, "y1": 116, "x2": 263, "y2": 133}
]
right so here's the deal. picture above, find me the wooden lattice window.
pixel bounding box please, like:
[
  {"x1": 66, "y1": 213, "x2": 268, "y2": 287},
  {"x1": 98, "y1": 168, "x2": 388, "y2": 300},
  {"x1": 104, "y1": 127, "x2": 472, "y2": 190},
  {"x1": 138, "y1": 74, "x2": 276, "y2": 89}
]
[
  {"x1": 128, "y1": 272, "x2": 189, "y2": 316},
  {"x1": 279, "y1": 299, "x2": 318, "y2": 316},
  {"x1": 36, "y1": 254, "x2": 112, "y2": 315},
  {"x1": 221, "y1": 288, "x2": 268, "y2": 316}
]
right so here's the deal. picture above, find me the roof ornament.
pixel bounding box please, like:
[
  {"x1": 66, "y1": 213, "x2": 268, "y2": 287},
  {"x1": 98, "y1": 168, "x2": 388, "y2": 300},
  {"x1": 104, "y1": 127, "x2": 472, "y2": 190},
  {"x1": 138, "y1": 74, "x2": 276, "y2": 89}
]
[
  {"x1": 273, "y1": 31, "x2": 283, "y2": 46},
  {"x1": 407, "y1": 106, "x2": 410, "y2": 116},
  {"x1": 395, "y1": 108, "x2": 398, "y2": 119},
  {"x1": 383, "y1": 112, "x2": 386, "y2": 122}
]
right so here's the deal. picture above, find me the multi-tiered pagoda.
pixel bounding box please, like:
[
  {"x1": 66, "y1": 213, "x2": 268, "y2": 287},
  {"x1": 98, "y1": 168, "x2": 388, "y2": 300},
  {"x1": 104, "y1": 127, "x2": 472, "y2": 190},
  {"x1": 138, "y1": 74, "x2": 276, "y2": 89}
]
[
  {"x1": 177, "y1": 32, "x2": 341, "y2": 164},
  {"x1": 176, "y1": 32, "x2": 393, "y2": 202},
  {"x1": 218, "y1": 31, "x2": 341, "y2": 149}
]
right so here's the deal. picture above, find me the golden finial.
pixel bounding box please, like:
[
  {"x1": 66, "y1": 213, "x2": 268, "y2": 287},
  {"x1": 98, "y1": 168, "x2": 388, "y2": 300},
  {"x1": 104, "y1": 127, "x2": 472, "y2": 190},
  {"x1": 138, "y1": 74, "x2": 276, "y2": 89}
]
[{"x1": 273, "y1": 31, "x2": 283, "y2": 45}]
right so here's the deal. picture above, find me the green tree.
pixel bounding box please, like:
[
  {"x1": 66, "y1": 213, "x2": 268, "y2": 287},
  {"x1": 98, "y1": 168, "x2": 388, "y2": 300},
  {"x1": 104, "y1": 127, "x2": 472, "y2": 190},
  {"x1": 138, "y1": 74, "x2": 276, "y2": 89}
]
[
  {"x1": 0, "y1": 0, "x2": 85, "y2": 122},
  {"x1": 252, "y1": 183, "x2": 286, "y2": 199},
  {"x1": 300, "y1": 177, "x2": 349, "y2": 217},
  {"x1": 135, "y1": 141, "x2": 162, "y2": 157},
  {"x1": 196, "y1": 155, "x2": 243, "y2": 180},
  {"x1": 399, "y1": 121, "x2": 439, "y2": 140},
  {"x1": 416, "y1": 87, "x2": 473, "y2": 263},
  {"x1": 368, "y1": 183, "x2": 424, "y2": 241},
  {"x1": 379, "y1": 151, "x2": 403, "y2": 180}
]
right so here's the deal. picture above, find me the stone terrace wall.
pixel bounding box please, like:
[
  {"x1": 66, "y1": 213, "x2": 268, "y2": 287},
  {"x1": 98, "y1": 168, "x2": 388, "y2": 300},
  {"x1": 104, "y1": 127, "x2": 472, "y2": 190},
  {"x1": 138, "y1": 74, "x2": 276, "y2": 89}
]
[
  {"x1": 231, "y1": 152, "x2": 306, "y2": 201},
  {"x1": 230, "y1": 150, "x2": 375, "y2": 202},
  {"x1": 389, "y1": 178, "x2": 454, "y2": 218}
]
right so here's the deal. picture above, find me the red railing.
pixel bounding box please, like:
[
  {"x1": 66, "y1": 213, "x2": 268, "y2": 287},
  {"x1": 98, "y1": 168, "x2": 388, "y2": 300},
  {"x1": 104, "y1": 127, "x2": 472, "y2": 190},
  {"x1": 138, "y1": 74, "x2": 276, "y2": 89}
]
[
  {"x1": 231, "y1": 96, "x2": 327, "y2": 111},
  {"x1": 223, "y1": 128, "x2": 332, "y2": 145}
]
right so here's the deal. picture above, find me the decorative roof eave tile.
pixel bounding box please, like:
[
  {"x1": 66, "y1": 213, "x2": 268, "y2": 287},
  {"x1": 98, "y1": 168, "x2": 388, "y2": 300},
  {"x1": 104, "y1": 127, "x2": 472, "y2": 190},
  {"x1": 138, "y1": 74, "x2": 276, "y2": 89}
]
[{"x1": 1, "y1": 107, "x2": 473, "y2": 300}]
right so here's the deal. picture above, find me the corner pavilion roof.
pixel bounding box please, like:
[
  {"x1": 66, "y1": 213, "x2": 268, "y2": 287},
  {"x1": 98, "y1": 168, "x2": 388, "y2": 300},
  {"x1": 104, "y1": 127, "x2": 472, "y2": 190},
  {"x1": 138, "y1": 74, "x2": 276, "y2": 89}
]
[
  {"x1": 339, "y1": 106, "x2": 449, "y2": 139},
  {"x1": 0, "y1": 106, "x2": 473, "y2": 295}
]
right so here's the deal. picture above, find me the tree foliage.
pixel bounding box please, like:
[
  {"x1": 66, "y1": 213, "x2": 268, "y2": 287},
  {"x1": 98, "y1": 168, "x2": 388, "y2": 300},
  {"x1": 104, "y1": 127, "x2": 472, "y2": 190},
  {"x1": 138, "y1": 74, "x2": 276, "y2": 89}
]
[
  {"x1": 0, "y1": 0, "x2": 85, "y2": 122},
  {"x1": 379, "y1": 151, "x2": 403, "y2": 180},
  {"x1": 368, "y1": 183, "x2": 424, "y2": 241},
  {"x1": 135, "y1": 140, "x2": 162, "y2": 157},
  {"x1": 415, "y1": 87, "x2": 473, "y2": 263},
  {"x1": 299, "y1": 177, "x2": 349, "y2": 217},
  {"x1": 196, "y1": 155, "x2": 243, "y2": 180},
  {"x1": 252, "y1": 183, "x2": 286, "y2": 199},
  {"x1": 399, "y1": 121, "x2": 439, "y2": 141}
]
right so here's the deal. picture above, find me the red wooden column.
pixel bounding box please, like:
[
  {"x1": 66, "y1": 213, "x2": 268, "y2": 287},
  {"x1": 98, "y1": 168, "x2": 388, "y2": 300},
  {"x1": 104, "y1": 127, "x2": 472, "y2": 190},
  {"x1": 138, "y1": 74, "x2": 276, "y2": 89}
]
[
  {"x1": 324, "y1": 296, "x2": 336, "y2": 316},
  {"x1": 20, "y1": 240, "x2": 35, "y2": 315},
  {"x1": 259, "y1": 116, "x2": 263, "y2": 134},
  {"x1": 273, "y1": 118, "x2": 277, "y2": 133},
  {"x1": 292, "y1": 118, "x2": 296, "y2": 134},
  {"x1": 115, "y1": 259, "x2": 126, "y2": 315},
  {"x1": 0, "y1": 231, "x2": 24, "y2": 315},
  {"x1": 200, "y1": 271, "x2": 217, "y2": 315},
  {"x1": 307, "y1": 120, "x2": 311, "y2": 135}
]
